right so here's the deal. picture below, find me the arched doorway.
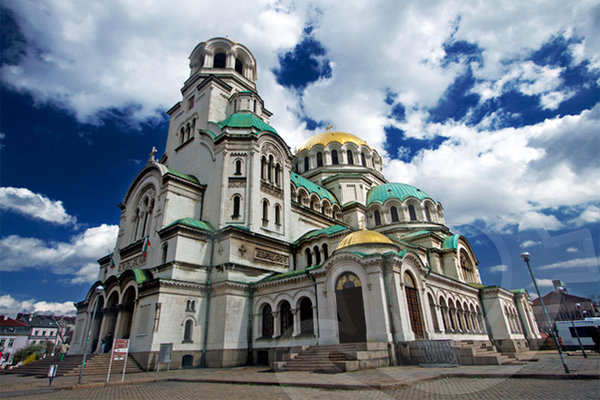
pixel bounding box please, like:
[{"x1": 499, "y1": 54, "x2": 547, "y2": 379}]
[
  {"x1": 404, "y1": 272, "x2": 424, "y2": 338},
  {"x1": 118, "y1": 287, "x2": 136, "y2": 339},
  {"x1": 335, "y1": 272, "x2": 366, "y2": 343},
  {"x1": 299, "y1": 297, "x2": 313, "y2": 335}
]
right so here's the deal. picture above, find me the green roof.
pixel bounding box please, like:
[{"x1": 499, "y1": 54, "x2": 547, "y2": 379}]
[
  {"x1": 401, "y1": 230, "x2": 432, "y2": 239},
  {"x1": 367, "y1": 183, "x2": 433, "y2": 205},
  {"x1": 296, "y1": 224, "x2": 348, "y2": 242},
  {"x1": 291, "y1": 172, "x2": 338, "y2": 204},
  {"x1": 442, "y1": 234, "x2": 459, "y2": 249},
  {"x1": 163, "y1": 218, "x2": 215, "y2": 232},
  {"x1": 258, "y1": 265, "x2": 320, "y2": 283},
  {"x1": 166, "y1": 168, "x2": 201, "y2": 185},
  {"x1": 216, "y1": 112, "x2": 277, "y2": 134}
]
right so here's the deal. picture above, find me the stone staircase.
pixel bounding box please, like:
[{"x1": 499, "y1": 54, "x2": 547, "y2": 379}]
[
  {"x1": 452, "y1": 340, "x2": 523, "y2": 365},
  {"x1": 272, "y1": 342, "x2": 390, "y2": 372},
  {"x1": 1, "y1": 353, "x2": 144, "y2": 377}
]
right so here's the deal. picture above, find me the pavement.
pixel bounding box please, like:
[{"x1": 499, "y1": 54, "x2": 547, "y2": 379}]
[{"x1": 0, "y1": 350, "x2": 598, "y2": 399}]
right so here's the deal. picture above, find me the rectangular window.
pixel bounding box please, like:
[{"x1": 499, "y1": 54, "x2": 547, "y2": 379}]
[
  {"x1": 8, "y1": 339, "x2": 14, "y2": 348},
  {"x1": 188, "y1": 96, "x2": 195, "y2": 110}
]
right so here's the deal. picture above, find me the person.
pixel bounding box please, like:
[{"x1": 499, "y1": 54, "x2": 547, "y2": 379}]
[
  {"x1": 590, "y1": 325, "x2": 600, "y2": 353},
  {"x1": 101, "y1": 332, "x2": 113, "y2": 353},
  {"x1": 59, "y1": 342, "x2": 68, "y2": 361}
]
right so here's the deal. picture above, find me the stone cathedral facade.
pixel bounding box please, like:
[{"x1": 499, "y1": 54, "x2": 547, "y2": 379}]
[{"x1": 70, "y1": 37, "x2": 541, "y2": 370}]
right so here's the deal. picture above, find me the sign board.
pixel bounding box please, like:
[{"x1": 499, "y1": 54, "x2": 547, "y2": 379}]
[
  {"x1": 159, "y1": 343, "x2": 173, "y2": 363},
  {"x1": 107, "y1": 338, "x2": 130, "y2": 382}
]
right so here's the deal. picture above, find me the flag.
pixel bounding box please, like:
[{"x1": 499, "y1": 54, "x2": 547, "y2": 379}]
[
  {"x1": 109, "y1": 253, "x2": 116, "y2": 269},
  {"x1": 143, "y1": 236, "x2": 151, "y2": 257}
]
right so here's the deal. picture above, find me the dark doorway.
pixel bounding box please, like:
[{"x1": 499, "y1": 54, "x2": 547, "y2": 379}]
[
  {"x1": 256, "y1": 350, "x2": 269, "y2": 365},
  {"x1": 335, "y1": 273, "x2": 367, "y2": 343},
  {"x1": 182, "y1": 354, "x2": 193, "y2": 368}
]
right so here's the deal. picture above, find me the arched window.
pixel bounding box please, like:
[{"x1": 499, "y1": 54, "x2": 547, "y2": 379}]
[
  {"x1": 275, "y1": 204, "x2": 281, "y2": 226},
  {"x1": 361, "y1": 153, "x2": 366, "y2": 166},
  {"x1": 262, "y1": 200, "x2": 268, "y2": 223},
  {"x1": 232, "y1": 195, "x2": 241, "y2": 218},
  {"x1": 268, "y1": 155, "x2": 274, "y2": 182},
  {"x1": 180, "y1": 127, "x2": 185, "y2": 144},
  {"x1": 304, "y1": 157, "x2": 309, "y2": 172},
  {"x1": 253, "y1": 99, "x2": 257, "y2": 112},
  {"x1": 280, "y1": 301, "x2": 293, "y2": 336},
  {"x1": 439, "y1": 297, "x2": 449, "y2": 331},
  {"x1": 213, "y1": 53, "x2": 226, "y2": 68},
  {"x1": 234, "y1": 160, "x2": 242, "y2": 175},
  {"x1": 322, "y1": 243, "x2": 329, "y2": 260},
  {"x1": 161, "y1": 243, "x2": 168, "y2": 264},
  {"x1": 313, "y1": 245, "x2": 321, "y2": 265},
  {"x1": 346, "y1": 150, "x2": 354, "y2": 164},
  {"x1": 316, "y1": 152, "x2": 323, "y2": 167},
  {"x1": 305, "y1": 248, "x2": 312, "y2": 267},
  {"x1": 191, "y1": 300, "x2": 196, "y2": 311},
  {"x1": 261, "y1": 156, "x2": 267, "y2": 180},
  {"x1": 374, "y1": 210, "x2": 381, "y2": 226},
  {"x1": 331, "y1": 150, "x2": 339, "y2": 165},
  {"x1": 183, "y1": 320, "x2": 193, "y2": 343},
  {"x1": 235, "y1": 58, "x2": 243, "y2": 74},
  {"x1": 428, "y1": 294, "x2": 439, "y2": 332},
  {"x1": 261, "y1": 304, "x2": 273, "y2": 338},
  {"x1": 275, "y1": 164, "x2": 281, "y2": 186},
  {"x1": 391, "y1": 206, "x2": 399, "y2": 222},
  {"x1": 408, "y1": 204, "x2": 417, "y2": 221},
  {"x1": 425, "y1": 206, "x2": 432, "y2": 222}
]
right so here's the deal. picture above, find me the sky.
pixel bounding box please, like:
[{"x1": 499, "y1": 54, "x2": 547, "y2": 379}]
[{"x1": 0, "y1": 0, "x2": 599, "y2": 316}]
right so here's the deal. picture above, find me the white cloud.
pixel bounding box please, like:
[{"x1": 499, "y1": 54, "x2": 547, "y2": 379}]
[
  {"x1": 0, "y1": 224, "x2": 118, "y2": 284},
  {"x1": 521, "y1": 240, "x2": 541, "y2": 248},
  {"x1": 569, "y1": 205, "x2": 600, "y2": 227},
  {"x1": 0, "y1": 187, "x2": 76, "y2": 224},
  {"x1": 537, "y1": 256, "x2": 599, "y2": 271},
  {"x1": 566, "y1": 247, "x2": 578, "y2": 253},
  {"x1": 489, "y1": 264, "x2": 508, "y2": 273},
  {"x1": 534, "y1": 278, "x2": 555, "y2": 288},
  {"x1": 0, "y1": 294, "x2": 76, "y2": 316}
]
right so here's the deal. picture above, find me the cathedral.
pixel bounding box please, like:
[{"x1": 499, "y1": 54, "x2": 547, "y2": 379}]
[{"x1": 70, "y1": 37, "x2": 541, "y2": 370}]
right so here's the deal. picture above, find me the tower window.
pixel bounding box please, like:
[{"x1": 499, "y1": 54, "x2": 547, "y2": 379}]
[
  {"x1": 316, "y1": 152, "x2": 323, "y2": 167},
  {"x1": 183, "y1": 320, "x2": 193, "y2": 343},
  {"x1": 275, "y1": 204, "x2": 281, "y2": 225},
  {"x1": 187, "y1": 96, "x2": 194, "y2": 110},
  {"x1": 361, "y1": 153, "x2": 366, "y2": 166},
  {"x1": 234, "y1": 160, "x2": 242, "y2": 175},
  {"x1": 161, "y1": 243, "x2": 168, "y2": 264},
  {"x1": 408, "y1": 205, "x2": 417, "y2": 221},
  {"x1": 235, "y1": 58, "x2": 243, "y2": 74},
  {"x1": 232, "y1": 196, "x2": 241, "y2": 218},
  {"x1": 262, "y1": 200, "x2": 269, "y2": 224},
  {"x1": 305, "y1": 248, "x2": 312, "y2": 267},
  {"x1": 391, "y1": 206, "x2": 399, "y2": 222},
  {"x1": 304, "y1": 157, "x2": 309, "y2": 172},
  {"x1": 261, "y1": 156, "x2": 267, "y2": 180},
  {"x1": 346, "y1": 150, "x2": 354, "y2": 165},
  {"x1": 253, "y1": 100, "x2": 257, "y2": 112},
  {"x1": 374, "y1": 210, "x2": 381, "y2": 226},
  {"x1": 322, "y1": 243, "x2": 329, "y2": 260},
  {"x1": 331, "y1": 150, "x2": 339, "y2": 165},
  {"x1": 425, "y1": 206, "x2": 432, "y2": 222},
  {"x1": 268, "y1": 155, "x2": 274, "y2": 182},
  {"x1": 313, "y1": 245, "x2": 321, "y2": 264},
  {"x1": 214, "y1": 53, "x2": 226, "y2": 68}
]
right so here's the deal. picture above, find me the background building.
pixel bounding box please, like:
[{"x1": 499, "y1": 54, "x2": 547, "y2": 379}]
[{"x1": 532, "y1": 290, "x2": 597, "y2": 333}]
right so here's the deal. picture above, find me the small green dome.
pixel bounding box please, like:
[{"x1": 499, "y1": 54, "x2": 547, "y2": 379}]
[
  {"x1": 216, "y1": 112, "x2": 277, "y2": 134},
  {"x1": 367, "y1": 183, "x2": 433, "y2": 205}
]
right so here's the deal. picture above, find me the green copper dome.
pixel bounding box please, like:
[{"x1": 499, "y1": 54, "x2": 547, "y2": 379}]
[
  {"x1": 216, "y1": 112, "x2": 277, "y2": 134},
  {"x1": 367, "y1": 183, "x2": 433, "y2": 205}
]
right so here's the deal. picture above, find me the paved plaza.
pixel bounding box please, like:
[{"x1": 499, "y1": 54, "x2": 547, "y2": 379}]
[{"x1": 1, "y1": 351, "x2": 598, "y2": 399}]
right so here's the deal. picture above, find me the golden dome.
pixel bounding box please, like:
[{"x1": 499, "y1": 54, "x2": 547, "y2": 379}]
[
  {"x1": 337, "y1": 229, "x2": 394, "y2": 250},
  {"x1": 297, "y1": 131, "x2": 371, "y2": 153}
]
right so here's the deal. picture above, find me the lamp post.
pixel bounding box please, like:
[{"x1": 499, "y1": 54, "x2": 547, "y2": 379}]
[
  {"x1": 558, "y1": 287, "x2": 587, "y2": 358},
  {"x1": 520, "y1": 252, "x2": 569, "y2": 374},
  {"x1": 78, "y1": 285, "x2": 104, "y2": 384}
]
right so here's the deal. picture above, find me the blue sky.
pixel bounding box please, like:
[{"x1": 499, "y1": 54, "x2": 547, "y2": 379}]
[{"x1": 1, "y1": 0, "x2": 599, "y2": 315}]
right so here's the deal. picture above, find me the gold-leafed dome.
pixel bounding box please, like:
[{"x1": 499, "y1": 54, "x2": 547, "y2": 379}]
[
  {"x1": 337, "y1": 229, "x2": 394, "y2": 250},
  {"x1": 297, "y1": 131, "x2": 371, "y2": 153}
]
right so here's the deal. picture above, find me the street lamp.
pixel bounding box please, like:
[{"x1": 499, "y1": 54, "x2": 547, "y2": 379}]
[
  {"x1": 78, "y1": 285, "x2": 104, "y2": 384},
  {"x1": 557, "y1": 287, "x2": 587, "y2": 358},
  {"x1": 520, "y1": 252, "x2": 569, "y2": 374}
]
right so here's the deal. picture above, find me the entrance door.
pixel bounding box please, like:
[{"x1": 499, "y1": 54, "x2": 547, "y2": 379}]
[
  {"x1": 404, "y1": 272, "x2": 424, "y2": 338},
  {"x1": 336, "y1": 272, "x2": 367, "y2": 343}
]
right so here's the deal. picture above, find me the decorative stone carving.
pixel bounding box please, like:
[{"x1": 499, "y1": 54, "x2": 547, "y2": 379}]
[
  {"x1": 119, "y1": 254, "x2": 146, "y2": 272},
  {"x1": 254, "y1": 248, "x2": 289, "y2": 266}
]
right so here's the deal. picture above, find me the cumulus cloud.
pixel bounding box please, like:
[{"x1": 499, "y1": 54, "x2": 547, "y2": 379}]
[
  {"x1": 521, "y1": 240, "x2": 541, "y2": 248},
  {"x1": 534, "y1": 278, "x2": 555, "y2": 288},
  {"x1": 0, "y1": 187, "x2": 76, "y2": 224},
  {"x1": 537, "y1": 256, "x2": 599, "y2": 271},
  {"x1": 0, "y1": 294, "x2": 76, "y2": 316},
  {"x1": 489, "y1": 264, "x2": 508, "y2": 273},
  {"x1": 566, "y1": 247, "x2": 578, "y2": 253},
  {"x1": 0, "y1": 224, "x2": 118, "y2": 284}
]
